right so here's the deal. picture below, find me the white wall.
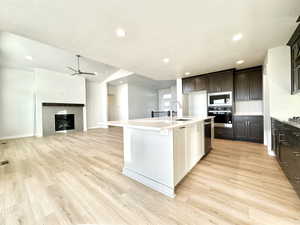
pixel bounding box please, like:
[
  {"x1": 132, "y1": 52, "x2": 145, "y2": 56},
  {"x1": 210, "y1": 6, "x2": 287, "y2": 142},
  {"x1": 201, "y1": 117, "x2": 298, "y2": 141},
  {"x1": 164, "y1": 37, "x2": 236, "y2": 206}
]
[
  {"x1": 0, "y1": 67, "x2": 35, "y2": 139},
  {"x1": 267, "y1": 46, "x2": 300, "y2": 120},
  {"x1": 108, "y1": 83, "x2": 129, "y2": 121},
  {"x1": 235, "y1": 101, "x2": 263, "y2": 115},
  {"x1": 128, "y1": 84, "x2": 158, "y2": 119},
  {"x1": 35, "y1": 68, "x2": 86, "y2": 136},
  {"x1": 264, "y1": 45, "x2": 300, "y2": 153},
  {"x1": 86, "y1": 69, "x2": 133, "y2": 127},
  {"x1": 86, "y1": 81, "x2": 106, "y2": 129}
]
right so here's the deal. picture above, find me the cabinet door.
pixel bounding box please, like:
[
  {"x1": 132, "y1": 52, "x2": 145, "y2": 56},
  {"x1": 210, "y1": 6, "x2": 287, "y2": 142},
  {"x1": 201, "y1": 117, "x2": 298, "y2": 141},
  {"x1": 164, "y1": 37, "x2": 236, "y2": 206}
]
[
  {"x1": 247, "y1": 116, "x2": 263, "y2": 143},
  {"x1": 235, "y1": 72, "x2": 249, "y2": 101},
  {"x1": 214, "y1": 127, "x2": 233, "y2": 139},
  {"x1": 208, "y1": 76, "x2": 220, "y2": 93},
  {"x1": 295, "y1": 154, "x2": 300, "y2": 195},
  {"x1": 186, "y1": 124, "x2": 203, "y2": 171},
  {"x1": 249, "y1": 68, "x2": 263, "y2": 100},
  {"x1": 173, "y1": 127, "x2": 187, "y2": 185},
  {"x1": 195, "y1": 77, "x2": 209, "y2": 91},
  {"x1": 233, "y1": 116, "x2": 248, "y2": 141},
  {"x1": 220, "y1": 72, "x2": 234, "y2": 92},
  {"x1": 182, "y1": 78, "x2": 196, "y2": 94},
  {"x1": 208, "y1": 71, "x2": 233, "y2": 93},
  {"x1": 291, "y1": 38, "x2": 300, "y2": 94},
  {"x1": 280, "y1": 140, "x2": 292, "y2": 178}
]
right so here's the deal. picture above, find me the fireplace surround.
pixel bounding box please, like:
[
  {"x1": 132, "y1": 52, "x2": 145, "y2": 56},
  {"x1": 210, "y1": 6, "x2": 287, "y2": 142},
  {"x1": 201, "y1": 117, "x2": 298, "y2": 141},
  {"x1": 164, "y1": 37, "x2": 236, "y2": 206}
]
[{"x1": 42, "y1": 103, "x2": 84, "y2": 136}]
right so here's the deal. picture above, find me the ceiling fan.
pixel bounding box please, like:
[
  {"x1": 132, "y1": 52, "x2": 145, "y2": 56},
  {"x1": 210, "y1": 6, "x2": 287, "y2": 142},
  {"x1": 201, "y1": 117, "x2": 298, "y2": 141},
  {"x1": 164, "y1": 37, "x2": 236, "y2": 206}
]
[{"x1": 67, "y1": 55, "x2": 97, "y2": 76}]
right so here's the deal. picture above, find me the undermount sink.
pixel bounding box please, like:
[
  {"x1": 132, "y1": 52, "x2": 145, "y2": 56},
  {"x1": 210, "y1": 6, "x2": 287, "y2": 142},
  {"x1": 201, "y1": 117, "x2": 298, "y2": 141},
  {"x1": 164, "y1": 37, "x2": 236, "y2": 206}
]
[{"x1": 175, "y1": 118, "x2": 192, "y2": 122}]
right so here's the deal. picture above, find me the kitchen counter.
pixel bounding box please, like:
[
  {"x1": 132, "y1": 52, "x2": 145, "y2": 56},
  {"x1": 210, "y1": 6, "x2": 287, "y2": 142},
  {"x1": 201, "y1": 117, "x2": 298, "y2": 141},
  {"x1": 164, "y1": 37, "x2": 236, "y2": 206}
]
[
  {"x1": 234, "y1": 114, "x2": 263, "y2": 116},
  {"x1": 107, "y1": 116, "x2": 215, "y2": 131},
  {"x1": 272, "y1": 117, "x2": 300, "y2": 129},
  {"x1": 106, "y1": 116, "x2": 214, "y2": 197}
]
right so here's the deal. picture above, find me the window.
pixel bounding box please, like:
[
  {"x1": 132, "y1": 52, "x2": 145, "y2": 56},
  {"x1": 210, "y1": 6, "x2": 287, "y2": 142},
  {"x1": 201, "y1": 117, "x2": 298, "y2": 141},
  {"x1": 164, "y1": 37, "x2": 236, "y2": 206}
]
[
  {"x1": 163, "y1": 94, "x2": 172, "y2": 99},
  {"x1": 164, "y1": 101, "x2": 170, "y2": 107}
]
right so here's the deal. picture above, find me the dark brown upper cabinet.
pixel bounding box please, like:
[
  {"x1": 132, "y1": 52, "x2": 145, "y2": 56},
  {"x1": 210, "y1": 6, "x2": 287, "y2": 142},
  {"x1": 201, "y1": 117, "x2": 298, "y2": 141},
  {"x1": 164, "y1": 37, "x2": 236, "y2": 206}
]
[
  {"x1": 182, "y1": 69, "x2": 233, "y2": 94},
  {"x1": 235, "y1": 66, "x2": 263, "y2": 101},
  {"x1": 208, "y1": 70, "x2": 234, "y2": 93},
  {"x1": 288, "y1": 22, "x2": 300, "y2": 95},
  {"x1": 195, "y1": 76, "x2": 209, "y2": 91},
  {"x1": 182, "y1": 77, "x2": 196, "y2": 94},
  {"x1": 182, "y1": 75, "x2": 209, "y2": 94}
]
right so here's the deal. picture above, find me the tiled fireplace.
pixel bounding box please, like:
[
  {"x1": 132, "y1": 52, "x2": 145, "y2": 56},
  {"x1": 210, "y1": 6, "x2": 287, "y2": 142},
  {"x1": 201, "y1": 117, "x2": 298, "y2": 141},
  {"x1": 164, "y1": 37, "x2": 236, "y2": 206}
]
[{"x1": 42, "y1": 103, "x2": 84, "y2": 136}]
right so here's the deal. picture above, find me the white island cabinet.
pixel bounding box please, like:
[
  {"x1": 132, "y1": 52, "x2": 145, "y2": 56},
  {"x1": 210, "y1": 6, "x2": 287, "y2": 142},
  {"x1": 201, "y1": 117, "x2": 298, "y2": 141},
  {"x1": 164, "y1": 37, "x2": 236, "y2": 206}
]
[{"x1": 107, "y1": 117, "x2": 213, "y2": 197}]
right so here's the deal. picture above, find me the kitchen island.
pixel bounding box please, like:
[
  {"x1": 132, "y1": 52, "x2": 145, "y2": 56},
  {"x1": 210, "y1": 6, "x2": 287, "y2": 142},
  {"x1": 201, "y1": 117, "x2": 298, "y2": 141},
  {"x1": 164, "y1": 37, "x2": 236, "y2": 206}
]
[{"x1": 107, "y1": 117, "x2": 214, "y2": 197}]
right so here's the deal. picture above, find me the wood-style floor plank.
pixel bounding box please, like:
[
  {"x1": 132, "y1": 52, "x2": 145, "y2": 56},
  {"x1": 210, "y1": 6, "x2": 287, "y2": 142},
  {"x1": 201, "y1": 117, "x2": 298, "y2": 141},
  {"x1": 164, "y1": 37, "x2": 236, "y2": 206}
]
[{"x1": 0, "y1": 127, "x2": 299, "y2": 225}]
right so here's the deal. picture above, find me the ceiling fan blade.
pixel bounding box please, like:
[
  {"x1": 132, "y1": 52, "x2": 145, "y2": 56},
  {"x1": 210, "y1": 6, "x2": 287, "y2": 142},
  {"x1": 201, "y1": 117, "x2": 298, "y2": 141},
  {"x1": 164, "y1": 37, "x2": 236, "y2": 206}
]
[
  {"x1": 67, "y1": 66, "x2": 77, "y2": 72},
  {"x1": 67, "y1": 55, "x2": 96, "y2": 76},
  {"x1": 79, "y1": 71, "x2": 96, "y2": 76}
]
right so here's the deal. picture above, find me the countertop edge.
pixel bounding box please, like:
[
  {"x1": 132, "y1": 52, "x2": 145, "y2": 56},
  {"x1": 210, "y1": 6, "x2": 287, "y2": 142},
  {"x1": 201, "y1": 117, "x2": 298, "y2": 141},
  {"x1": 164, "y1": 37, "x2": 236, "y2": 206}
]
[
  {"x1": 271, "y1": 117, "x2": 300, "y2": 129},
  {"x1": 105, "y1": 117, "x2": 214, "y2": 131}
]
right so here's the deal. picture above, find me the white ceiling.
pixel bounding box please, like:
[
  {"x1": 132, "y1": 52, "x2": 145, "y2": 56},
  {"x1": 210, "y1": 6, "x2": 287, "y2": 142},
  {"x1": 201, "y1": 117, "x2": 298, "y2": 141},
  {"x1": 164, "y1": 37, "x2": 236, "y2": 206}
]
[
  {"x1": 0, "y1": 32, "x2": 119, "y2": 82},
  {"x1": 108, "y1": 75, "x2": 176, "y2": 90},
  {"x1": 0, "y1": 0, "x2": 299, "y2": 80}
]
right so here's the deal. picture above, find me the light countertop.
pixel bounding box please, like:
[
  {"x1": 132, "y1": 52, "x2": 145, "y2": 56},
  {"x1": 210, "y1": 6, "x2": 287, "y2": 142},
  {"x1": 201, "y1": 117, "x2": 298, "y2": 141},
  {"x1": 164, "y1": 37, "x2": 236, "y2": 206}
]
[
  {"x1": 105, "y1": 116, "x2": 214, "y2": 131},
  {"x1": 234, "y1": 113, "x2": 263, "y2": 116},
  {"x1": 272, "y1": 117, "x2": 300, "y2": 130}
]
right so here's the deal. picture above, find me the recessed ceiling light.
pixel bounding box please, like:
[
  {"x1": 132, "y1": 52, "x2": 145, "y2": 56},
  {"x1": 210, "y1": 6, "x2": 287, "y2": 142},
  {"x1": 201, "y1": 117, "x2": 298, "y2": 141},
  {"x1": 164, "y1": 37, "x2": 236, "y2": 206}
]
[
  {"x1": 119, "y1": 81, "x2": 123, "y2": 84},
  {"x1": 116, "y1": 28, "x2": 126, "y2": 37},
  {"x1": 232, "y1": 33, "x2": 243, "y2": 41},
  {"x1": 185, "y1": 72, "x2": 191, "y2": 76},
  {"x1": 236, "y1": 60, "x2": 245, "y2": 65},
  {"x1": 25, "y1": 55, "x2": 33, "y2": 61},
  {"x1": 163, "y1": 58, "x2": 170, "y2": 64}
]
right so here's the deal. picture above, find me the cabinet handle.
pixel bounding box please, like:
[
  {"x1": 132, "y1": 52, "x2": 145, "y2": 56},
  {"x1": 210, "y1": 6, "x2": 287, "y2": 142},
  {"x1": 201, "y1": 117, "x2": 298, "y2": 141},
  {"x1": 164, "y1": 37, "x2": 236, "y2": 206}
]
[
  {"x1": 179, "y1": 127, "x2": 186, "y2": 129},
  {"x1": 278, "y1": 133, "x2": 287, "y2": 143},
  {"x1": 280, "y1": 141, "x2": 289, "y2": 146},
  {"x1": 295, "y1": 177, "x2": 300, "y2": 183},
  {"x1": 293, "y1": 152, "x2": 300, "y2": 157},
  {"x1": 293, "y1": 132, "x2": 300, "y2": 137}
]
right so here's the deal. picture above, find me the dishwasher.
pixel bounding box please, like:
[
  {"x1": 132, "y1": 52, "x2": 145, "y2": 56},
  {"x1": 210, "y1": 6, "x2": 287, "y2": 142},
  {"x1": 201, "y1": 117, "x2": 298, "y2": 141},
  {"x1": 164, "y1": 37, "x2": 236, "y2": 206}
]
[{"x1": 204, "y1": 119, "x2": 212, "y2": 155}]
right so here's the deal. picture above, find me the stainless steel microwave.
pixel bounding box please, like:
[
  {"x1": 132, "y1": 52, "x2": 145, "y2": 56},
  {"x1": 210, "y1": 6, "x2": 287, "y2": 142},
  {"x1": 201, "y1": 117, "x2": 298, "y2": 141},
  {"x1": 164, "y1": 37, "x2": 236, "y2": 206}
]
[{"x1": 208, "y1": 92, "x2": 232, "y2": 106}]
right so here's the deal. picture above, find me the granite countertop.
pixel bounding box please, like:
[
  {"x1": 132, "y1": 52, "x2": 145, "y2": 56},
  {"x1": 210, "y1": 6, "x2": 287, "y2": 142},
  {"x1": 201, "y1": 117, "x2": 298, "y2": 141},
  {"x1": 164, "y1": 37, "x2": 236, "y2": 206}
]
[
  {"x1": 105, "y1": 116, "x2": 214, "y2": 131},
  {"x1": 272, "y1": 117, "x2": 300, "y2": 129}
]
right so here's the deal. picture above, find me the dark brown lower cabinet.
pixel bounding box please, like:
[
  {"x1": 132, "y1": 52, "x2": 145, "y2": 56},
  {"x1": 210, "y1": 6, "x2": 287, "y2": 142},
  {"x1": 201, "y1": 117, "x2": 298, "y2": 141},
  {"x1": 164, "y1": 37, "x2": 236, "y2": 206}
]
[
  {"x1": 233, "y1": 116, "x2": 263, "y2": 143},
  {"x1": 214, "y1": 127, "x2": 233, "y2": 140},
  {"x1": 272, "y1": 118, "x2": 300, "y2": 198}
]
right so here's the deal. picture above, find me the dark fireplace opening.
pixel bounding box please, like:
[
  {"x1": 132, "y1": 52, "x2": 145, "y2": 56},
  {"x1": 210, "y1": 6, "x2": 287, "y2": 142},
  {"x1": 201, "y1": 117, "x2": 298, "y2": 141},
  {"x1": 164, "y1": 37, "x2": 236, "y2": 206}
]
[{"x1": 55, "y1": 114, "x2": 75, "y2": 131}]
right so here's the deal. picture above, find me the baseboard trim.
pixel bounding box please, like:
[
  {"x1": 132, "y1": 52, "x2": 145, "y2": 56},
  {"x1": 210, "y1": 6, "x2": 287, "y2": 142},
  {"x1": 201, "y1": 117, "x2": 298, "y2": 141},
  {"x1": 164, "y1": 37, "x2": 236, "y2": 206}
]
[
  {"x1": 268, "y1": 150, "x2": 276, "y2": 157},
  {"x1": 0, "y1": 134, "x2": 34, "y2": 140},
  {"x1": 122, "y1": 168, "x2": 175, "y2": 198},
  {"x1": 88, "y1": 125, "x2": 108, "y2": 129}
]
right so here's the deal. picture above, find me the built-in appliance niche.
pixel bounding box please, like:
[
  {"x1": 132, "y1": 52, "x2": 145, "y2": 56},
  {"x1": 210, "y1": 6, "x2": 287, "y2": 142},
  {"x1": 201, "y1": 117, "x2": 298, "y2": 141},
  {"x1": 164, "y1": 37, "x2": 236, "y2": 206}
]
[
  {"x1": 42, "y1": 103, "x2": 84, "y2": 136},
  {"x1": 55, "y1": 114, "x2": 75, "y2": 131}
]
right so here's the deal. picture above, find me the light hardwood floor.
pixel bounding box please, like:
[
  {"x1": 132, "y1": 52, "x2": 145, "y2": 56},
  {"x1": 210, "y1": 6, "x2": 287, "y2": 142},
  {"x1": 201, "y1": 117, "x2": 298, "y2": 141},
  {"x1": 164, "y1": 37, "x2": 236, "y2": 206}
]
[{"x1": 0, "y1": 127, "x2": 300, "y2": 225}]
